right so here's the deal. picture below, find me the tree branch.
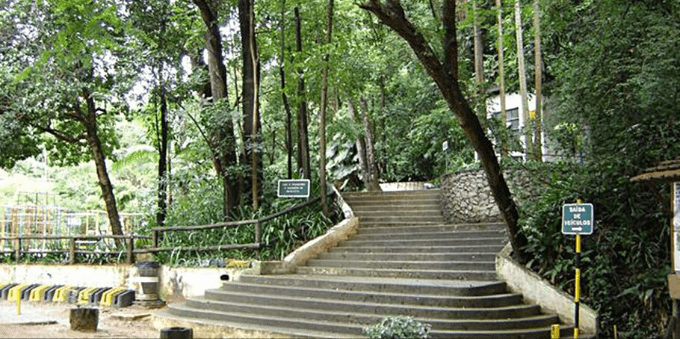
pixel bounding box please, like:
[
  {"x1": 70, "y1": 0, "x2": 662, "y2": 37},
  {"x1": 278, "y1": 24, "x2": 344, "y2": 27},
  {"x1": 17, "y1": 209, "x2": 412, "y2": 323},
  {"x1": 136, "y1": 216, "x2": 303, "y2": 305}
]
[
  {"x1": 31, "y1": 122, "x2": 86, "y2": 144},
  {"x1": 359, "y1": 0, "x2": 444, "y2": 85}
]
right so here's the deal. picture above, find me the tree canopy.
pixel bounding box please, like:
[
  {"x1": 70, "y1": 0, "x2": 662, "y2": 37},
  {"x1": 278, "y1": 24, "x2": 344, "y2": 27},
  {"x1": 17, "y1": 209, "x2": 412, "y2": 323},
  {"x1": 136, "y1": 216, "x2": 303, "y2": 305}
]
[{"x1": 2, "y1": 0, "x2": 680, "y2": 336}]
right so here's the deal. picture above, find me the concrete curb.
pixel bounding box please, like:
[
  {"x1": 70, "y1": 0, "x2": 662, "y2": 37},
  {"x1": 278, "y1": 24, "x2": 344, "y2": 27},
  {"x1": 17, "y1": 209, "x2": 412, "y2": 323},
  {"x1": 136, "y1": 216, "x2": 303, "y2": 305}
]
[
  {"x1": 496, "y1": 243, "x2": 598, "y2": 336},
  {"x1": 259, "y1": 217, "x2": 359, "y2": 275}
]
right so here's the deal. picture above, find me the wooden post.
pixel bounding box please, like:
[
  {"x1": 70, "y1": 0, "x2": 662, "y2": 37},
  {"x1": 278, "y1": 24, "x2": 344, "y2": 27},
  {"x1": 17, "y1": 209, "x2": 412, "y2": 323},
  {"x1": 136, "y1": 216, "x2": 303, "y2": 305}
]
[
  {"x1": 15, "y1": 237, "x2": 21, "y2": 264},
  {"x1": 69, "y1": 237, "x2": 76, "y2": 265},
  {"x1": 126, "y1": 235, "x2": 134, "y2": 264},
  {"x1": 255, "y1": 221, "x2": 261, "y2": 260},
  {"x1": 70, "y1": 307, "x2": 99, "y2": 332}
]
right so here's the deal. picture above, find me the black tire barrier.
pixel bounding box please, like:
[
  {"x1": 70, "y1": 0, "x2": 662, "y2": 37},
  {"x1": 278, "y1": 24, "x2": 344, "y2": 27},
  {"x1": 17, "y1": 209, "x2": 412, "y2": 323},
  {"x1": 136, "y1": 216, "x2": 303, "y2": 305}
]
[
  {"x1": 160, "y1": 327, "x2": 193, "y2": 339},
  {"x1": 1, "y1": 282, "x2": 136, "y2": 308},
  {"x1": 21, "y1": 284, "x2": 40, "y2": 300},
  {"x1": 114, "y1": 290, "x2": 135, "y2": 308},
  {"x1": 1, "y1": 283, "x2": 18, "y2": 299},
  {"x1": 43, "y1": 285, "x2": 63, "y2": 302},
  {"x1": 90, "y1": 287, "x2": 110, "y2": 305}
]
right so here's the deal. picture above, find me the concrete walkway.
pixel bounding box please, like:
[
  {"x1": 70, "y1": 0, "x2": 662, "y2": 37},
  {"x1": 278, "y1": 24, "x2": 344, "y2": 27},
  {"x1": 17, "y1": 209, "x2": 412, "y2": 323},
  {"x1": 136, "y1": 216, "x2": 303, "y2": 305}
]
[{"x1": 0, "y1": 301, "x2": 59, "y2": 325}]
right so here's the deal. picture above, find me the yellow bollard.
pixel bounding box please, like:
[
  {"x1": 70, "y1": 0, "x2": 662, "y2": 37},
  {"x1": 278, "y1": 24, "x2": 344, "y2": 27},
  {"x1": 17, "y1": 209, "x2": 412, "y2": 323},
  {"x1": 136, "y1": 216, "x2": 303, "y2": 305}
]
[
  {"x1": 16, "y1": 288, "x2": 21, "y2": 315},
  {"x1": 551, "y1": 324, "x2": 560, "y2": 338}
]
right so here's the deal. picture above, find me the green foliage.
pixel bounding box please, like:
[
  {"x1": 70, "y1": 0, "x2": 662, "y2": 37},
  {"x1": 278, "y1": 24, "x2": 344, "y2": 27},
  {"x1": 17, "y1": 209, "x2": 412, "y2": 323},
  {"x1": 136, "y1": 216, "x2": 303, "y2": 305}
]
[
  {"x1": 519, "y1": 159, "x2": 673, "y2": 338},
  {"x1": 364, "y1": 316, "x2": 431, "y2": 339}
]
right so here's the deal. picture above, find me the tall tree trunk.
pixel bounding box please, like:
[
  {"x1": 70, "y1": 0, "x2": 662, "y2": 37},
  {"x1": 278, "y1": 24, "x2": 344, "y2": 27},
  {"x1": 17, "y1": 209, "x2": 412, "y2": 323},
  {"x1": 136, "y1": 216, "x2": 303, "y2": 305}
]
[
  {"x1": 156, "y1": 63, "x2": 168, "y2": 228},
  {"x1": 473, "y1": 0, "x2": 486, "y2": 126},
  {"x1": 473, "y1": 0, "x2": 484, "y2": 86},
  {"x1": 81, "y1": 88, "x2": 123, "y2": 237},
  {"x1": 319, "y1": 0, "x2": 334, "y2": 216},
  {"x1": 239, "y1": 0, "x2": 262, "y2": 209},
  {"x1": 359, "y1": 97, "x2": 381, "y2": 191},
  {"x1": 533, "y1": 0, "x2": 543, "y2": 161},
  {"x1": 194, "y1": 0, "x2": 239, "y2": 220},
  {"x1": 295, "y1": 7, "x2": 311, "y2": 180},
  {"x1": 347, "y1": 99, "x2": 370, "y2": 186},
  {"x1": 496, "y1": 0, "x2": 508, "y2": 157},
  {"x1": 360, "y1": 0, "x2": 527, "y2": 262},
  {"x1": 514, "y1": 0, "x2": 532, "y2": 159},
  {"x1": 280, "y1": 0, "x2": 293, "y2": 179}
]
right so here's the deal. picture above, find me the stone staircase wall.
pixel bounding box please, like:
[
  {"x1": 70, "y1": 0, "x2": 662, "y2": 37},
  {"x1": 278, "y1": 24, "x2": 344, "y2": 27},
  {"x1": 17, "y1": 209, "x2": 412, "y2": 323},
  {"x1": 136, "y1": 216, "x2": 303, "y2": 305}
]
[{"x1": 440, "y1": 169, "x2": 531, "y2": 224}]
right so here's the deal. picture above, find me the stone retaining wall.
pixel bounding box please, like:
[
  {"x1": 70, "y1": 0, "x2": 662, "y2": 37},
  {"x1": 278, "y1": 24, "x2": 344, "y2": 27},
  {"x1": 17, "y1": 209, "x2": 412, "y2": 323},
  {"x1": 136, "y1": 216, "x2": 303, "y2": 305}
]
[{"x1": 440, "y1": 169, "x2": 530, "y2": 224}]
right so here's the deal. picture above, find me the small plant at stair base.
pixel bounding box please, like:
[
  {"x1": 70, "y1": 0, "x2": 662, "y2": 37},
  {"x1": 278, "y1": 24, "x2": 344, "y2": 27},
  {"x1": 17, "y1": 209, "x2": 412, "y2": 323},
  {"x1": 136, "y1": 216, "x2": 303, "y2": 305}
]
[{"x1": 364, "y1": 316, "x2": 430, "y2": 339}]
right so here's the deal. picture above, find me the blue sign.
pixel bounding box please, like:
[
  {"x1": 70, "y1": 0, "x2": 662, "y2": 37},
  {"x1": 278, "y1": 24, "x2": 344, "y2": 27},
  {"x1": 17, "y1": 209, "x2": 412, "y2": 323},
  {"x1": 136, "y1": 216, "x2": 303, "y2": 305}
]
[{"x1": 562, "y1": 203, "x2": 594, "y2": 235}]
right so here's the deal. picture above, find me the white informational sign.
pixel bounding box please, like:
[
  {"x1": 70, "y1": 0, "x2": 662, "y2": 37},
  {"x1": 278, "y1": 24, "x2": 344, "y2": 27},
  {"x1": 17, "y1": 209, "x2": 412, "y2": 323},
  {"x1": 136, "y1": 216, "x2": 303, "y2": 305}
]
[{"x1": 675, "y1": 182, "x2": 680, "y2": 273}]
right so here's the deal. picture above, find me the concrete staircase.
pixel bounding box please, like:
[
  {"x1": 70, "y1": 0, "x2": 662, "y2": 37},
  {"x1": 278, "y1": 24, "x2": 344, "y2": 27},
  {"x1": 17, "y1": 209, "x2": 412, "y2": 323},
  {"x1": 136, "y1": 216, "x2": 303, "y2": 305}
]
[{"x1": 156, "y1": 189, "x2": 573, "y2": 338}]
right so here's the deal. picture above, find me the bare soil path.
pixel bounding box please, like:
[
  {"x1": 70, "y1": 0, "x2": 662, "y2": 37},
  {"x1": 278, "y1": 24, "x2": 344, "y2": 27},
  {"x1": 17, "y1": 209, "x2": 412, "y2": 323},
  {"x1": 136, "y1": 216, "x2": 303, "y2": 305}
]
[{"x1": 1, "y1": 301, "x2": 161, "y2": 338}]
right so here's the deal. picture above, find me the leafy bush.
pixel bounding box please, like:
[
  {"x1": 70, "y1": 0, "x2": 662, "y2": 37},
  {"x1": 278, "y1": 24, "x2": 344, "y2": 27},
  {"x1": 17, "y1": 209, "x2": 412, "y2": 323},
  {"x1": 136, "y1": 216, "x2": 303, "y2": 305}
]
[
  {"x1": 364, "y1": 316, "x2": 430, "y2": 339},
  {"x1": 516, "y1": 159, "x2": 672, "y2": 338}
]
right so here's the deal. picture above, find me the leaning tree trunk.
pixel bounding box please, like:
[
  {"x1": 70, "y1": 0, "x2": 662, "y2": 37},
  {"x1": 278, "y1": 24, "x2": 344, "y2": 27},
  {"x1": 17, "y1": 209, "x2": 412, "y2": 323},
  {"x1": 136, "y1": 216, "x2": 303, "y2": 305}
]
[
  {"x1": 82, "y1": 88, "x2": 123, "y2": 237},
  {"x1": 360, "y1": 0, "x2": 527, "y2": 262}
]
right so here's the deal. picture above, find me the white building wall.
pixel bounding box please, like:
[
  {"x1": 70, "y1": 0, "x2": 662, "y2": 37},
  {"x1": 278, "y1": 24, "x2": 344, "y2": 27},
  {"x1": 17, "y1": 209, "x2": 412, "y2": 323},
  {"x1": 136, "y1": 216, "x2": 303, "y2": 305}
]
[{"x1": 485, "y1": 93, "x2": 548, "y2": 161}]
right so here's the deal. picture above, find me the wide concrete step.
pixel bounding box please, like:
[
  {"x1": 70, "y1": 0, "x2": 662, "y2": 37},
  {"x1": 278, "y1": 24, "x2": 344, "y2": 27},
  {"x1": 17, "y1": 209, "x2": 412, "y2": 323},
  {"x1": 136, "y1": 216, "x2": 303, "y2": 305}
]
[
  {"x1": 305, "y1": 259, "x2": 496, "y2": 271},
  {"x1": 194, "y1": 292, "x2": 540, "y2": 320},
  {"x1": 356, "y1": 224, "x2": 506, "y2": 234},
  {"x1": 236, "y1": 274, "x2": 509, "y2": 296},
  {"x1": 319, "y1": 251, "x2": 498, "y2": 262},
  {"x1": 217, "y1": 282, "x2": 523, "y2": 308},
  {"x1": 295, "y1": 266, "x2": 498, "y2": 281},
  {"x1": 329, "y1": 244, "x2": 506, "y2": 254},
  {"x1": 163, "y1": 303, "x2": 365, "y2": 337},
  {"x1": 343, "y1": 190, "x2": 442, "y2": 200},
  {"x1": 357, "y1": 221, "x2": 448, "y2": 228},
  {"x1": 350, "y1": 203, "x2": 442, "y2": 211},
  {"x1": 358, "y1": 215, "x2": 446, "y2": 223},
  {"x1": 337, "y1": 237, "x2": 504, "y2": 248},
  {"x1": 164, "y1": 299, "x2": 567, "y2": 339},
  {"x1": 353, "y1": 210, "x2": 444, "y2": 218},
  {"x1": 194, "y1": 296, "x2": 558, "y2": 332},
  {"x1": 352, "y1": 230, "x2": 505, "y2": 241}
]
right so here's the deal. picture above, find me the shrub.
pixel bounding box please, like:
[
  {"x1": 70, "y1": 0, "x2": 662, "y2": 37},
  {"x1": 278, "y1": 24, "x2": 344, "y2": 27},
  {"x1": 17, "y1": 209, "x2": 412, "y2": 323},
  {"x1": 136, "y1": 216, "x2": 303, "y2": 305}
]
[{"x1": 364, "y1": 316, "x2": 431, "y2": 339}]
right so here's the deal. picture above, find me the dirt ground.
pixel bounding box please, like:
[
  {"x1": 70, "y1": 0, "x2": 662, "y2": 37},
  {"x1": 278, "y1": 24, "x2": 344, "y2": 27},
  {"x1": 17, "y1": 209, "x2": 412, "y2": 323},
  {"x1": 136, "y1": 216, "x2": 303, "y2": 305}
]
[{"x1": 0, "y1": 302, "x2": 162, "y2": 338}]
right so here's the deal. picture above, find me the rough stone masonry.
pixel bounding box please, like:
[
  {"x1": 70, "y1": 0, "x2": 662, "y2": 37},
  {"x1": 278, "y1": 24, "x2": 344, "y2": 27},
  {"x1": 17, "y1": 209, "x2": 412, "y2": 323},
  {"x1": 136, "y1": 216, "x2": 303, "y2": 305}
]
[{"x1": 440, "y1": 169, "x2": 530, "y2": 224}]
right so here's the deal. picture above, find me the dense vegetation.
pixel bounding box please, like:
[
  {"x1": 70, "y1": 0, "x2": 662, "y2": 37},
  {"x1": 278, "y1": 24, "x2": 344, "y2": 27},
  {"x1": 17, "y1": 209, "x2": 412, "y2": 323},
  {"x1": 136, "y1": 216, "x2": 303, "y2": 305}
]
[{"x1": 1, "y1": 0, "x2": 679, "y2": 337}]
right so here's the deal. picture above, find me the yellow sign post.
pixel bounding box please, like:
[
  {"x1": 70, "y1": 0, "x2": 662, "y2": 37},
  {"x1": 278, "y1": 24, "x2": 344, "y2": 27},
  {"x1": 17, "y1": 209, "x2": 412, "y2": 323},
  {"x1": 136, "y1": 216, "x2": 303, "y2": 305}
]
[{"x1": 562, "y1": 198, "x2": 593, "y2": 338}]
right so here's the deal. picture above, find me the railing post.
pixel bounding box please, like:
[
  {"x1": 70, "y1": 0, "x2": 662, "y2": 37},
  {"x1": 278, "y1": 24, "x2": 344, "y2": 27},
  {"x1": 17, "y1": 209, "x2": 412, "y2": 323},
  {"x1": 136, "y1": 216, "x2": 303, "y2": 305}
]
[
  {"x1": 15, "y1": 237, "x2": 21, "y2": 264},
  {"x1": 255, "y1": 221, "x2": 261, "y2": 260},
  {"x1": 126, "y1": 235, "x2": 134, "y2": 264},
  {"x1": 152, "y1": 230, "x2": 158, "y2": 249},
  {"x1": 69, "y1": 237, "x2": 76, "y2": 265}
]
